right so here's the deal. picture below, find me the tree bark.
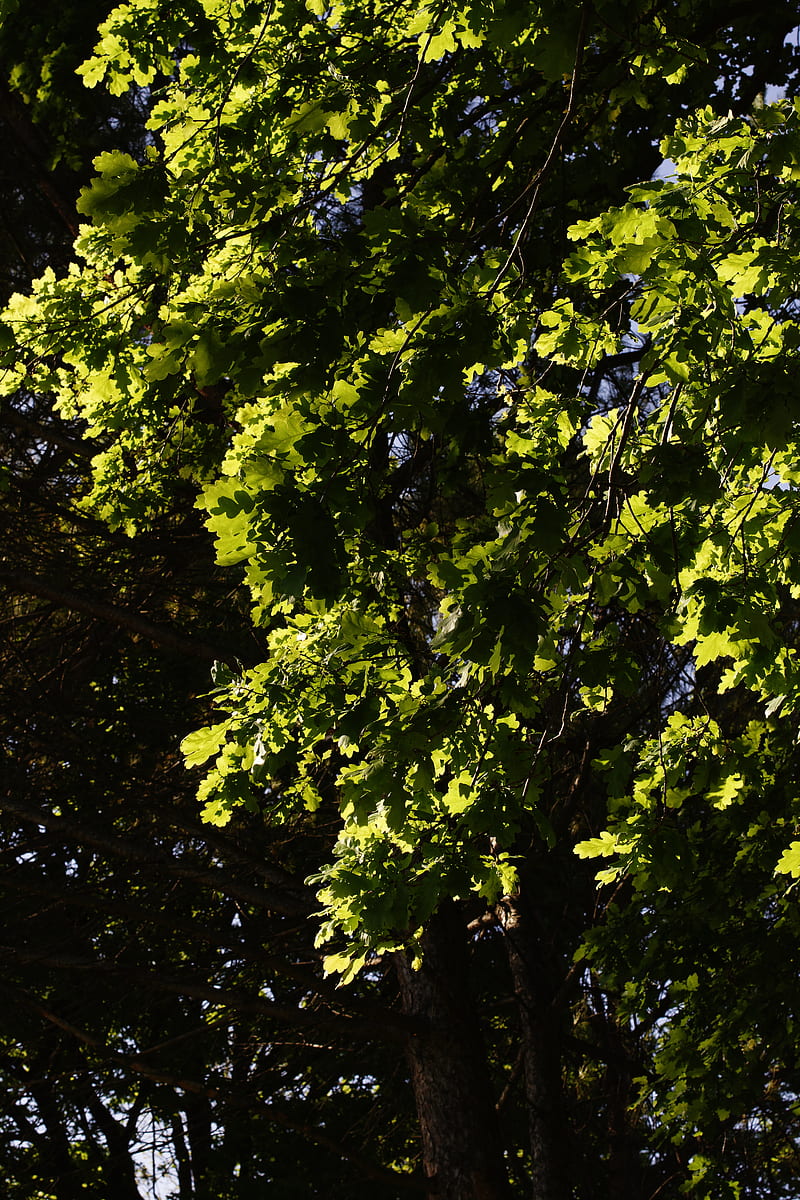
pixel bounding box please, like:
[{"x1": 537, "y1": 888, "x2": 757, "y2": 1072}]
[
  {"x1": 397, "y1": 903, "x2": 512, "y2": 1200},
  {"x1": 499, "y1": 894, "x2": 567, "y2": 1200}
]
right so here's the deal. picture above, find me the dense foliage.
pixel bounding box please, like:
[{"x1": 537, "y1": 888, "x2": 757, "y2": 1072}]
[{"x1": 3, "y1": 0, "x2": 800, "y2": 1196}]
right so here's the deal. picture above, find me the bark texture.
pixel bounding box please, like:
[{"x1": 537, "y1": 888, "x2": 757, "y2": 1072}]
[
  {"x1": 500, "y1": 894, "x2": 567, "y2": 1200},
  {"x1": 397, "y1": 904, "x2": 512, "y2": 1200}
]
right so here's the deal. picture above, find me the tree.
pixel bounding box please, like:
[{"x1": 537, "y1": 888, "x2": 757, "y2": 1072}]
[
  {"x1": 0, "y1": 6, "x2": 421, "y2": 1196},
  {"x1": 3, "y1": 0, "x2": 800, "y2": 1196}
]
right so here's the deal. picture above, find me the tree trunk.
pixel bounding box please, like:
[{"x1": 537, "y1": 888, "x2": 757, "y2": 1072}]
[
  {"x1": 600, "y1": 989, "x2": 638, "y2": 1200},
  {"x1": 397, "y1": 903, "x2": 512, "y2": 1200},
  {"x1": 29, "y1": 1078, "x2": 86, "y2": 1200},
  {"x1": 499, "y1": 894, "x2": 567, "y2": 1200}
]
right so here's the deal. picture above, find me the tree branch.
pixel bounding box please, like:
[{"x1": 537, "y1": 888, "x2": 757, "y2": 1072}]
[
  {"x1": 0, "y1": 793, "x2": 312, "y2": 917},
  {"x1": 2, "y1": 981, "x2": 425, "y2": 1192},
  {"x1": 0, "y1": 565, "x2": 239, "y2": 665},
  {"x1": 1, "y1": 949, "x2": 418, "y2": 1042}
]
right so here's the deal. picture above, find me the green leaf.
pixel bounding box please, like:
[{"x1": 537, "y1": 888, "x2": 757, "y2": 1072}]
[
  {"x1": 776, "y1": 841, "x2": 800, "y2": 878},
  {"x1": 181, "y1": 720, "x2": 231, "y2": 768},
  {"x1": 574, "y1": 831, "x2": 619, "y2": 859}
]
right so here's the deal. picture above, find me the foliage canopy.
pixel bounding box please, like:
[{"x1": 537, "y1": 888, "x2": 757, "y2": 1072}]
[{"x1": 4, "y1": 0, "x2": 800, "y2": 1195}]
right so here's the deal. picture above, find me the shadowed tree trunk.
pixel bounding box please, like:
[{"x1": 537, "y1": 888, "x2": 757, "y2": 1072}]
[
  {"x1": 397, "y1": 903, "x2": 512, "y2": 1200},
  {"x1": 500, "y1": 894, "x2": 567, "y2": 1200}
]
